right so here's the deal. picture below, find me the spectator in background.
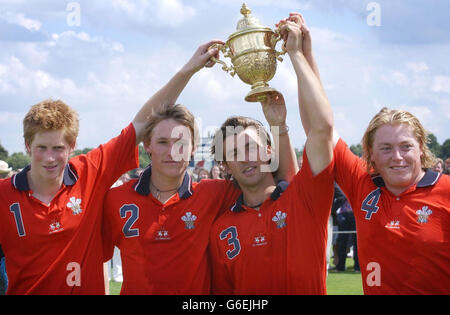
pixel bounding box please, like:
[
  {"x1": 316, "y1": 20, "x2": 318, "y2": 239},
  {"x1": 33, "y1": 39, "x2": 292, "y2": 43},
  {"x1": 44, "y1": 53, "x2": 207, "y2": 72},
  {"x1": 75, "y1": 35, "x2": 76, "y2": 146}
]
[
  {"x1": 445, "y1": 157, "x2": 450, "y2": 175},
  {"x1": 0, "y1": 246, "x2": 6, "y2": 295},
  {"x1": 197, "y1": 168, "x2": 211, "y2": 182},
  {"x1": 432, "y1": 158, "x2": 444, "y2": 173},
  {"x1": 297, "y1": 155, "x2": 303, "y2": 170},
  {"x1": 0, "y1": 161, "x2": 11, "y2": 294},
  {"x1": 192, "y1": 160, "x2": 205, "y2": 181},
  {"x1": 211, "y1": 164, "x2": 224, "y2": 180},
  {"x1": 335, "y1": 201, "x2": 359, "y2": 272},
  {"x1": 0, "y1": 160, "x2": 12, "y2": 179},
  {"x1": 328, "y1": 183, "x2": 347, "y2": 270}
]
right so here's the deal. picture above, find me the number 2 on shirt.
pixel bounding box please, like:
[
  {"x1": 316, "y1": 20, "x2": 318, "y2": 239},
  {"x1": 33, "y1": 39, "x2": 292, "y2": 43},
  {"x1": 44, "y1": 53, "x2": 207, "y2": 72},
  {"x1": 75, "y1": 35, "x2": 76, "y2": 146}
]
[
  {"x1": 220, "y1": 226, "x2": 241, "y2": 260},
  {"x1": 120, "y1": 204, "x2": 139, "y2": 238}
]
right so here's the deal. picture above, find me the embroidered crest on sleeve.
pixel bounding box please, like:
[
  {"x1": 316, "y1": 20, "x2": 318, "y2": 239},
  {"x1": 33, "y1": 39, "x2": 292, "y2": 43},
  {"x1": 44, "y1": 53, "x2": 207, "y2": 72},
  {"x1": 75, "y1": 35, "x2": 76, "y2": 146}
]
[
  {"x1": 181, "y1": 211, "x2": 197, "y2": 230},
  {"x1": 67, "y1": 197, "x2": 83, "y2": 215},
  {"x1": 416, "y1": 206, "x2": 432, "y2": 224},
  {"x1": 272, "y1": 211, "x2": 287, "y2": 229}
]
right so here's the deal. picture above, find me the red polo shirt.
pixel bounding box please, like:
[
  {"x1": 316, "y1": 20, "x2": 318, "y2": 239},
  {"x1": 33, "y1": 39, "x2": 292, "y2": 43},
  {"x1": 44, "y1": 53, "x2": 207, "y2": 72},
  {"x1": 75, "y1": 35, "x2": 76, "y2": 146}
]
[
  {"x1": 0, "y1": 124, "x2": 138, "y2": 295},
  {"x1": 334, "y1": 138, "x2": 450, "y2": 294},
  {"x1": 102, "y1": 167, "x2": 240, "y2": 294},
  {"x1": 209, "y1": 149, "x2": 335, "y2": 295}
]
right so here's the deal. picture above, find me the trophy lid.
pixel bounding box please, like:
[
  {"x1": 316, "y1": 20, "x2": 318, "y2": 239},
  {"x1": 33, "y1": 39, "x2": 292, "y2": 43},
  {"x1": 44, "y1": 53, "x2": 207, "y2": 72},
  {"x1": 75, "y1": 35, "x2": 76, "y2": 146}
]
[{"x1": 235, "y1": 3, "x2": 269, "y2": 32}]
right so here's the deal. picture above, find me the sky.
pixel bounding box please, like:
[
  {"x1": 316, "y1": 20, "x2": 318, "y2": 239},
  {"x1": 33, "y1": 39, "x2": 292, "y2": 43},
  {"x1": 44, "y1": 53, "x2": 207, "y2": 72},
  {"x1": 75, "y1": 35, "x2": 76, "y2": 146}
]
[{"x1": 0, "y1": 0, "x2": 449, "y2": 155}]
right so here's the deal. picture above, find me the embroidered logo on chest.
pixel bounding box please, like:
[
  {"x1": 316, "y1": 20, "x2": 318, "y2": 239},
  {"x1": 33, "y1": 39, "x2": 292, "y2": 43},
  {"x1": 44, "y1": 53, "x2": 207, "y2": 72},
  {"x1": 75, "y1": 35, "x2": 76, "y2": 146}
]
[
  {"x1": 49, "y1": 220, "x2": 64, "y2": 234},
  {"x1": 252, "y1": 233, "x2": 268, "y2": 247},
  {"x1": 181, "y1": 212, "x2": 197, "y2": 230},
  {"x1": 67, "y1": 197, "x2": 83, "y2": 215},
  {"x1": 272, "y1": 211, "x2": 287, "y2": 229},
  {"x1": 416, "y1": 206, "x2": 432, "y2": 224},
  {"x1": 385, "y1": 220, "x2": 400, "y2": 230},
  {"x1": 155, "y1": 229, "x2": 171, "y2": 241}
]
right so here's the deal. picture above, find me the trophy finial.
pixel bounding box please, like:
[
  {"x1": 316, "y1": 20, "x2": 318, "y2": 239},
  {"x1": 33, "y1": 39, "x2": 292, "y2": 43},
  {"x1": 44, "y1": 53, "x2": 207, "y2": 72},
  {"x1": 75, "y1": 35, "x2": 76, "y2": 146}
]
[{"x1": 240, "y1": 3, "x2": 251, "y2": 17}]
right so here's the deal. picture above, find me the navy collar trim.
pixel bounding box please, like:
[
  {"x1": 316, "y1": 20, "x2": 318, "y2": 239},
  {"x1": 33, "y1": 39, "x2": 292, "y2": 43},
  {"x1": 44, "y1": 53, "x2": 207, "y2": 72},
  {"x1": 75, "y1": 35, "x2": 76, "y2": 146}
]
[
  {"x1": 231, "y1": 180, "x2": 289, "y2": 213},
  {"x1": 133, "y1": 165, "x2": 193, "y2": 199},
  {"x1": 12, "y1": 164, "x2": 78, "y2": 191},
  {"x1": 371, "y1": 169, "x2": 441, "y2": 188}
]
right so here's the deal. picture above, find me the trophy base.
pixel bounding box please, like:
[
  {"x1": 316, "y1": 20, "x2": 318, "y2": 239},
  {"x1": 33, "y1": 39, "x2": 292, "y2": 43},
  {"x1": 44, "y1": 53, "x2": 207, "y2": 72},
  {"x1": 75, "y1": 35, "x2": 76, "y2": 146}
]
[{"x1": 245, "y1": 86, "x2": 282, "y2": 103}]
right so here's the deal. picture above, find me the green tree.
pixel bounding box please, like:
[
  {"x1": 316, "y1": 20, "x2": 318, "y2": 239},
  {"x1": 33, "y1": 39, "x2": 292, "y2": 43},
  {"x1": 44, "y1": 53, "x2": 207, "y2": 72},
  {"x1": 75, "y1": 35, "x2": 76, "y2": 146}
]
[
  {"x1": 441, "y1": 139, "x2": 450, "y2": 159},
  {"x1": 427, "y1": 133, "x2": 442, "y2": 158},
  {"x1": 0, "y1": 143, "x2": 8, "y2": 161},
  {"x1": 7, "y1": 152, "x2": 31, "y2": 170},
  {"x1": 72, "y1": 147, "x2": 93, "y2": 157},
  {"x1": 350, "y1": 144, "x2": 363, "y2": 157},
  {"x1": 294, "y1": 147, "x2": 303, "y2": 160},
  {"x1": 139, "y1": 144, "x2": 150, "y2": 168}
]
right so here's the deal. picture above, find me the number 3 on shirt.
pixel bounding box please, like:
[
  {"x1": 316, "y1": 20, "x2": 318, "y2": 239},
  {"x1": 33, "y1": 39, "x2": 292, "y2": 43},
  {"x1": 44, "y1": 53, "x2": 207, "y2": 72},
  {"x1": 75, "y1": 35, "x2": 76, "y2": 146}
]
[{"x1": 220, "y1": 226, "x2": 241, "y2": 260}]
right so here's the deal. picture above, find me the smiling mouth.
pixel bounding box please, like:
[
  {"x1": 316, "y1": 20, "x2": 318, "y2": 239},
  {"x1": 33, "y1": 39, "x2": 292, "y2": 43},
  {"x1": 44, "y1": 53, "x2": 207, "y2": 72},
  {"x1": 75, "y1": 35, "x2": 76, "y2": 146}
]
[
  {"x1": 242, "y1": 166, "x2": 257, "y2": 175},
  {"x1": 164, "y1": 160, "x2": 182, "y2": 165},
  {"x1": 389, "y1": 166, "x2": 408, "y2": 172},
  {"x1": 44, "y1": 165, "x2": 58, "y2": 171}
]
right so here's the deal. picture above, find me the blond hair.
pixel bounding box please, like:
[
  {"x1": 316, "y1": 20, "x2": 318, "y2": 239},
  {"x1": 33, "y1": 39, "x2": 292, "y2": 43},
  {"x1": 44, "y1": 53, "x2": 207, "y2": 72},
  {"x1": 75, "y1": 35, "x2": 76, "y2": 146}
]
[
  {"x1": 23, "y1": 99, "x2": 79, "y2": 147},
  {"x1": 362, "y1": 107, "x2": 436, "y2": 173}
]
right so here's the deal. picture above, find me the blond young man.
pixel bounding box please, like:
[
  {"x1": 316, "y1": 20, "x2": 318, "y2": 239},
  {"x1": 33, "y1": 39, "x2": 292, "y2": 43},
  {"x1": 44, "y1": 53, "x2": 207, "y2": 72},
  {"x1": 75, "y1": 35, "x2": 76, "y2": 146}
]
[
  {"x1": 0, "y1": 62, "x2": 193, "y2": 294},
  {"x1": 283, "y1": 13, "x2": 450, "y2": 294}
]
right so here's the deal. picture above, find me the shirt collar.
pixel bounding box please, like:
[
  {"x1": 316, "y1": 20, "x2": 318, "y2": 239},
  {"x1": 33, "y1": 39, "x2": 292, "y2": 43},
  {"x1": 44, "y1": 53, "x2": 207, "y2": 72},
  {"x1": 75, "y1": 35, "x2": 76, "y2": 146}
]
[
  {"x1": 133, "y1": 165, "x2": 193, "y2": 199},
  {"x1": 12, "y1": 164, "x2": 78, "y2": 191},
  {"x1": 231, "y1": 180, "x2": 289, "y2": 213},
  {"x1": 371, "y1": 169, "x2": 441, "y2": 189}
]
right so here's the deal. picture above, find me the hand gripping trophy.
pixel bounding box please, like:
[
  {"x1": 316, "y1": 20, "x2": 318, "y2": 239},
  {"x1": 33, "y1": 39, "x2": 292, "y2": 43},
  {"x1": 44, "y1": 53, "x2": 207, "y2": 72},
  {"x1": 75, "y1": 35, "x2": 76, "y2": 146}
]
[{"x1": 210, "y1": 3, "x2": 286, "y2": 102}]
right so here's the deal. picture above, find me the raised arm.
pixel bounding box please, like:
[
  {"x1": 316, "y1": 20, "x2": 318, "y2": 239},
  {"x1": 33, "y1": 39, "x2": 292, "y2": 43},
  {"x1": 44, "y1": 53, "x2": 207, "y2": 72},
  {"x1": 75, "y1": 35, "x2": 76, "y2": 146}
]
[
  {"x1": 279, "y1": 16, "x2": 334, "y2": 176},
  {"x1": 260, "y1": 94, "x2": 299, "y2": 182},
  {"x1": 132, "y1": 40, "x2": 224, "y2": 144}
]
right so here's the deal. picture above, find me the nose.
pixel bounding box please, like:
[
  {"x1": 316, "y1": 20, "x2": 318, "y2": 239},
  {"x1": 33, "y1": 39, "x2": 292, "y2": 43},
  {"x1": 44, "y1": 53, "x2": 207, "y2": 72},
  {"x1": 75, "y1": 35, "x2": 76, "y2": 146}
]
[
  {"x1": 391, "y1": 147, "x2": 403, "y2": 161},
  {"x1": 43, "y1": 149, "x2": 57, "y2": 161},
  {"x1": 169, "y1": 141, "x2": 190, "y2": 162}
]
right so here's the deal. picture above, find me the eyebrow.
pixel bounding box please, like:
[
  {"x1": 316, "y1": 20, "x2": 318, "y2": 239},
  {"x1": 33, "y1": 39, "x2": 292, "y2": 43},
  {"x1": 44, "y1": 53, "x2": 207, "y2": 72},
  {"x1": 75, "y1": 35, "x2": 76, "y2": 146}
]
[{"x1": 376, "y1": 140, "x2": 414, "y2": 146}]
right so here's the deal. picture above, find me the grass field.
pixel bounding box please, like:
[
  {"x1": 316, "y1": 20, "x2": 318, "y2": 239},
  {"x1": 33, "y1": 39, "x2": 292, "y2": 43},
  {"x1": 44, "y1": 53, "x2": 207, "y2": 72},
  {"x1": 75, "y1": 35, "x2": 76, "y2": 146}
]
[
  {"x1": 108, "y1": 259, "x2": 363, "y2": 295},
  {"x1": 327, "y1": 259, "x2": 363, "y2": 295}
]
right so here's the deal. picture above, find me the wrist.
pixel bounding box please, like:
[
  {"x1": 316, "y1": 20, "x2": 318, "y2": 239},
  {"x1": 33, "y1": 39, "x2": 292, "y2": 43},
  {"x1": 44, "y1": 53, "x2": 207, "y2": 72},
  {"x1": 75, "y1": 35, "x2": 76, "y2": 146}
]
[
  {"x1": 179, "y1": 63, "x2": 199, "y2": 78},
  {"x1": 271, "y1": 124, "x2": 289, "y2": 137}
]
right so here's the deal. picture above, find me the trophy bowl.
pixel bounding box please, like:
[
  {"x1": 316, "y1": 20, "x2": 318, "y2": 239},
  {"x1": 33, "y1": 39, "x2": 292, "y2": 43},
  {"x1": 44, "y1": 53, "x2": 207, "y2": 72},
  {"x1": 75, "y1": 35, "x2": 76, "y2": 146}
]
[{"x1": 210, "y1": 3, "x2": 285, "y2": 102}]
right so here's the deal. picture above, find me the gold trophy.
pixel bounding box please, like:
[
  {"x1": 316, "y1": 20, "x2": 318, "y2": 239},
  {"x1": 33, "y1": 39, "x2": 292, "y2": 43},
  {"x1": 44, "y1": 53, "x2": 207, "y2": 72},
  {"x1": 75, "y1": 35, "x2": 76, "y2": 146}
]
[{"x1": 210, "y1": 3, "x2": 286, "y2": 102}]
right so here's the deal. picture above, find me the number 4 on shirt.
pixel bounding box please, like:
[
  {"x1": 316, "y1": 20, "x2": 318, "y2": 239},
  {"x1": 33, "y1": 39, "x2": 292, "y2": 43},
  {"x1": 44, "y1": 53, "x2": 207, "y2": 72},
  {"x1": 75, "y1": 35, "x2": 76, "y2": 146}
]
[{"x1": 361, "y1": 188, "x2": 381, "y2": 220}]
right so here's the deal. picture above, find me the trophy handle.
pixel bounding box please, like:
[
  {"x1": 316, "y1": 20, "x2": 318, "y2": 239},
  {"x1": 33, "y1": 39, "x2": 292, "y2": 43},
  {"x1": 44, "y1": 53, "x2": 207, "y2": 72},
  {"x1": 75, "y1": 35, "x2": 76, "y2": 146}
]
[
  {"x1": 208, "y1": 43, "x2": 236, "y2": 77},
  {"x1": 272, "y1": 28, "x2": 287, "y2": 62}
]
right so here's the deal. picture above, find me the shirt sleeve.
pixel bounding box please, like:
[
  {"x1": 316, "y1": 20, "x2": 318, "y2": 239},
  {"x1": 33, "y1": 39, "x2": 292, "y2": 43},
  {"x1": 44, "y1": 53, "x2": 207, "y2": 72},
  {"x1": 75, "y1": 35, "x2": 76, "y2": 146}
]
[
  {"x1": 288, "y1": 143, "x2": 336, "y2": 222},
  {"x1": 333, "y1": 138, "x2": 367, "y2": 206},
  {"x1": 72, "y1": 123, "x2": 139, "y2": 189},
  {"x1": 197, "y1": 179, "x2": 241, "y2": 218},
  {"x1": 101, "y1": 190, "x2": 116, "y2": 262},
  {"x1": 209, "y1": 224, "x2": 234, "y2": 295}
]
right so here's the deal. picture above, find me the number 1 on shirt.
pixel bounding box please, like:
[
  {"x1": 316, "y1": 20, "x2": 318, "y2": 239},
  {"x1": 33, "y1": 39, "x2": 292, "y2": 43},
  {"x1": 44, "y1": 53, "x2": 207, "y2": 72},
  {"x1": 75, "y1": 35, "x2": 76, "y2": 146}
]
[{"x1": 10, "y1": 203, "x2": 26, "y2": 237}]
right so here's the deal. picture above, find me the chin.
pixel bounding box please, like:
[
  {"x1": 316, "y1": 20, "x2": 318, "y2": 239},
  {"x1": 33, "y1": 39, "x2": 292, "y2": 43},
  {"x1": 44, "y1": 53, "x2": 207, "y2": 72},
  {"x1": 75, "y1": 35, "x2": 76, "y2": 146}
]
[{"x1": 165, "y1": 165, "x2": 187, "y2": 178}]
